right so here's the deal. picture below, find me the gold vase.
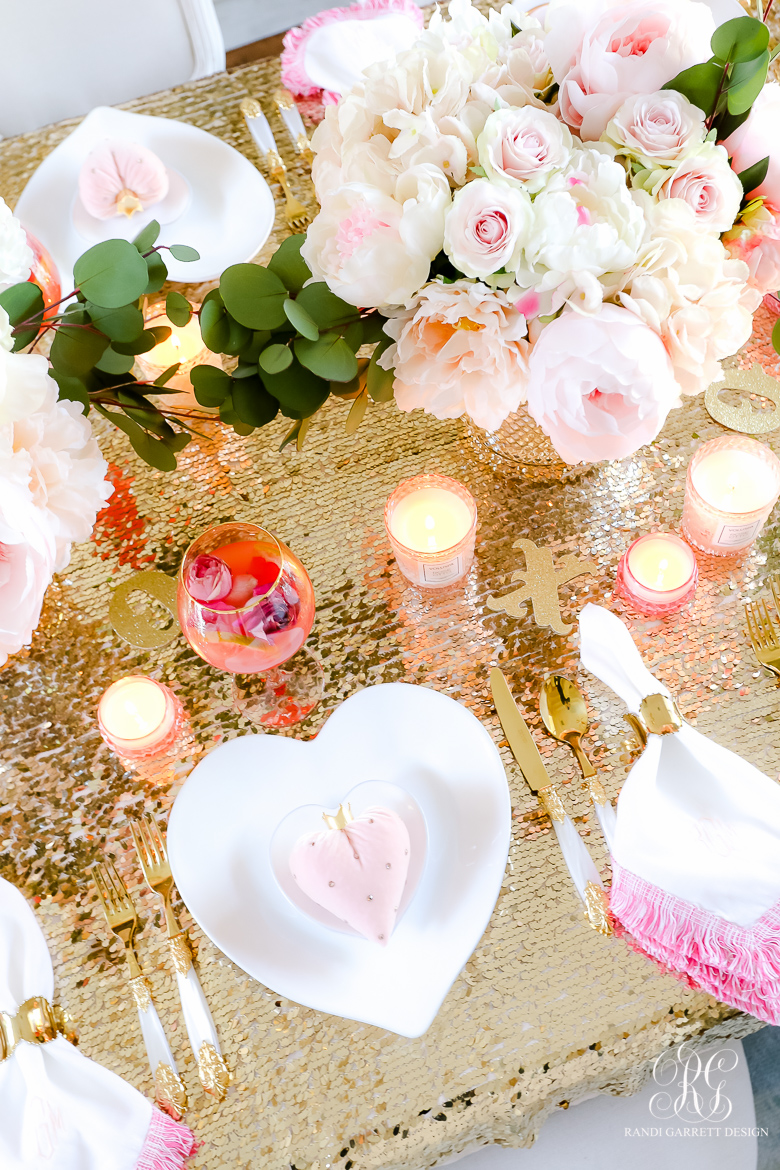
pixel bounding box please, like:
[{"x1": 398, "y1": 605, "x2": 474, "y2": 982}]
[{"x1": 464, "y1": 403, "x2": 594, "y2": 482}]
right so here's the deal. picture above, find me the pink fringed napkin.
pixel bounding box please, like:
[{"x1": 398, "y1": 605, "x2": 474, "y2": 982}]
[
  {"x1": 0, "y1": 878, "x2": 196, "y2": 1170},
  {"x1": 579, "y1": 603, "x2": 780, "y2": 1024}
]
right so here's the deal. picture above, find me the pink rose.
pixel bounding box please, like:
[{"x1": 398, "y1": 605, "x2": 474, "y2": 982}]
[
  {"x1": 545, "y1": 0, "x2": 714, "y2": 140},
  {"x1": 656, "y1": 145, "x2": 743, "y2": 233},
  {"x1": 443, "y1": 179, "x2": 532, "y2": 279},
  {"x1": 185, "y1": 554, "x2": 233, "y2": 603},
  {"x1": 604, "y1": 90, "x2": 706, "y2": 167},
  {"x1": 477, "y1": 107, "x2": 573, "y2": 194},
  {"x1": 724, "y1": 201, "x2": 780, "y2": 296},
  {"x1": 526, "y1": 304, "x2": 680, "y2": 464},
  {"x1": 723, "y1": 82, "x2": 780, "y2": 204}
]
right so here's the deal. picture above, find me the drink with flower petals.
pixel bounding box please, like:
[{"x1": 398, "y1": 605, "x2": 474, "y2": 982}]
[{"x1": 178, "y1": 524, "x2": 315, "y2": 674}]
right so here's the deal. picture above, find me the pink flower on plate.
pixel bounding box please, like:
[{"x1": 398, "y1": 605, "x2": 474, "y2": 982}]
[
  {"x1": 185, "y1": 554, "x2": 233, "y2": 603},
  {"x1": 526, "y1": 304, "x2": 680, "y2": 464},
  {"x1": 545, "y1": 0, "x2": 714, "y2": 140}
]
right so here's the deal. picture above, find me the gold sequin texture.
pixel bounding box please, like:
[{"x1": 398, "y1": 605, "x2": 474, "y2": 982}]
[{"x1": 1, "y1": 7, "x2": 779, "y2": 1167}]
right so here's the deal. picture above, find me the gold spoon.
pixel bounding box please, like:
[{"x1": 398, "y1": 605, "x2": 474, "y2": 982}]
[{"x1": 539, "y1": 674, "x2": 596, "y2": 778}]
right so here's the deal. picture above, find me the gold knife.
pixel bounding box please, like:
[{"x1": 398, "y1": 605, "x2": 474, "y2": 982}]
[{"x1": 490, "y1": 667, "x2": 612, "y2": 935}]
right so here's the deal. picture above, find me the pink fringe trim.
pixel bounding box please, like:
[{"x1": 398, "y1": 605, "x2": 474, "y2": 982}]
[
  {"x1": 611, "y1": 862, "x2": 780, "y2": 1025},
  {"x1": 281, "y1": 0, "x2": 424, "y2": 101},
  {"x1": 135, "y1": 1108, "x2": 197, "y2": 1170}
]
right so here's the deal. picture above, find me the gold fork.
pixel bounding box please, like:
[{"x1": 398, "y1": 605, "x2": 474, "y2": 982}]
[
  {"x1": 130, "y1": 814, "x2": 229, "y2": 1101},
  {"x1": 744, "y1": 596, "x2": 780, "y2": 678},
  {"x1": 91, "y1": 860, "x2": 187, "y2": 1118},
  {"x1": 240, "y1": 97, "x2": 311, "y2": 230}
]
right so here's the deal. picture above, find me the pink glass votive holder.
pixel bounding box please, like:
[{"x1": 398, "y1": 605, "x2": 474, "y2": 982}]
[
  {"x1": 681, "y1": 435, "x2": 780, "y2": 556},
  {"x1": 97, "y1": 676, "x2": 184, "y2": 761},
  {"x1": 615, "y1": 533, "x2": 698, "y2": 617},
  {"x1": 384, "y1": 474, "x2": 477, "y2": 589}
]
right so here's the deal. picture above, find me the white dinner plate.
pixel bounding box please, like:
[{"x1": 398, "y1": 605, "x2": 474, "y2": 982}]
[
  {"x1": 14, "y1": 105, "x2": 275, "y2": 285},
  {"x1": 168, "y1": 682, "x2": 511, "y2": 1037}
]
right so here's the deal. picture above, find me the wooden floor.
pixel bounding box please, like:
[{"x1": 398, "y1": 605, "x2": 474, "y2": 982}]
[{"x1": 226, "y1": 32, "x2": 286, "y2": 69}]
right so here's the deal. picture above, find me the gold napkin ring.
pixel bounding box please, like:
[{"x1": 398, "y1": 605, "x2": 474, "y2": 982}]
[
  {"x1": 626, "y1": 694, "x2": 683, "y2": 746},
  {"x1": 0, "y1": 997, "x2": 78, "y2": 1062}
]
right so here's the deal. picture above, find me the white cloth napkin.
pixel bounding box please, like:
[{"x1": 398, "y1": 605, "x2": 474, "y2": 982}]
[
  {"x1": 303, "y1": 11, "x2": 422, "y2": 96},
  {"x1": 579, "y1": 603, "x2": 780, "y2": 1023},
  {"x1": 0, "y1": 878, "x2": 195, "y2": 1170}
]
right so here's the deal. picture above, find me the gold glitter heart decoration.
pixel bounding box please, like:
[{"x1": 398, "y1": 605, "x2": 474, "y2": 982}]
[
  {"x1": 109, "y1": 569, "x2": 181, "y2": 649},
  {"x1": 705, "y1": 365, "x2": 780, "y2": 434},
  {"x1": 485, "y1": 538, "x2": 597, "y2": 635}
]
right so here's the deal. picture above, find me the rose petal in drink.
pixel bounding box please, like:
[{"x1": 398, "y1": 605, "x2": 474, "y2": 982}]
[
  {"x1": 224, "y1": 573, "x2": 258, "y2": 608},
  {"x1": 185, "y1": 554, "x2": 232, "y2": 602}
]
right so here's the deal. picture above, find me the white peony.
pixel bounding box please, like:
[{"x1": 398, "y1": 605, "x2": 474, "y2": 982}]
[
  {"x1": 514, "y1": 146, "x2": 645, "y2": 306},
  {"x1": 478, "y1": 107, "x2": 573, "y2": 193},
  {"x1": 444, "y1": 179, "x2": 533, "y2": 279},
  {"x1": 0, "y1": 197, "x2": 33, "y2": 292},
  {"x1": 472, "y1": 24, "x2": 556, "y2": 112},
  {"x1": 604, "y1": 90, "x2": 706, "y2": 168},
  {"x1": 526, "y1": 304, "x2": 681, "y2": 464},
  {"x1": 0, "y1": 346, "x2": 49, "y2": 424},
  {"x1": 302, "y1": 165, "x2": 450, "y2": 308},
  {"x1": 379, "y1": 278, "x2": 530, "y2": 430},
  {"x1": 12, "y1": 379, "x2": 113, "y2": 570},
  {"x1": 0, "y1": 307, "x2": 13, "y2": 354}
]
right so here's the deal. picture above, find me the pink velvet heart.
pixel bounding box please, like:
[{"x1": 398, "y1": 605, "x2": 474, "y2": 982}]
[{"x1": 289, "y1": 806, "x2": 411, "y2": 945}]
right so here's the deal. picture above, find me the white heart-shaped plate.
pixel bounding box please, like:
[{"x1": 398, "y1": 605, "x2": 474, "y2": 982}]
[{"x1": 168, "y1": 682, "x2": 511, "y2": 1037}]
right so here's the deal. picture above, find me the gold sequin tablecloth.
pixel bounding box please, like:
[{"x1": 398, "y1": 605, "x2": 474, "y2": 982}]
[{"x1": 3, "y1": 37, "x2": 780, "y2": 1170}]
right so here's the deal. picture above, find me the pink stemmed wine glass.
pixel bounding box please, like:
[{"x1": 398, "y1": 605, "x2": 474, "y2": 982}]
[{"x1": 177, "y1": 522, "x2": 322, "y2": 727}]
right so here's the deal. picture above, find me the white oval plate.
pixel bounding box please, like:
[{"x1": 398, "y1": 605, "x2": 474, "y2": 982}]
[
  {"x1": 168, "y1": 682, "x2": 511, "y2": 1038},
  {"x1": 270, "y1": 780, "x2": 428, "y2": 937},
  {"x1": 14, "y1": 105, "x2": 275, "y2": 285}
]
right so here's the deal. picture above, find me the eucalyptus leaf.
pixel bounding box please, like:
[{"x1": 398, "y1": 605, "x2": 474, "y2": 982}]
[
  {"x1": 191, "y1": 364, "x2": 232, "y2": 407},
  {"x1": 232, "y1": 375, "x2": 280, "y2": 427},
  {"x1": 773, "y1": 315, "x2": 780, "y2": 357},
  {"x1": 132, "y1": 220, "x2": 161, "y2": 253},
  {"x1": 297, "y1": 417, "x2": 312, "y2": 451},
  {"x1": 259, "y1": 358, "x2": 330, "y2": 419},
  {"x1": 165, "y1": 431, "x2": 192, "y2": 454},
  {"x1": 96, "y1": 405, "x2": 178, "y2": 471},
  {"x1": 49, "y1": 369, "x2": 89, "y2": 413},
  {"x1": 165, "y1": 290, "x2": 192, "y2": 327},
  {"x1": 199, "y1": 296, "x2": 231, "y2": 352},
  {"x1": 726, "y1": 50, "x2": 769, "y2": 114},
  {"x1": 716, "y1": 105, "x2": 752, "y2": 139},
  {"x1": 86, "y1": 301, "x2": 144, "y2": 343},
  {"x1": 283, "y1": 297, "x2": 319, "y2": 340},
  {"x1": 663, "y1": 60, "x2": 723, "y2": 115},
  {"x1": 73, "y1": 239, "x2": 149, "y2": 308},
  {"x1": 279, "y1": 420, "x2": 302, "y2": 451},
  {"x1": 144, "y1": 251, "x2": 168, "y2": 295},
  {"x1": 95, "y1": 346, "x2": 135, "y2": 374},
  {"x1": 50, "y1": 321, "x2": 109, "y2": 375},
  {"x1": 268, "y1": 234, "x2": 311, "y2": 294},
  {"x1": 168, "y1": 244, "x2": 200, "y2": 262},
  {"x1": 218, "y1": 394, "x2": 255, "y2": 436},
  {"x1": 343, "y1": 320, "x2": 363, "y2": 352},
  {"x1": 345, "y1": 390, "x2": 368, "y2": 435},
  {"x1": 220, "y1": 264, "x2": 288, "y2": 330},
  {"x1": 0, "y1": 281, "x2": 45, "y2": 350},
  {"x1": 737, "y1": 155, "x2": 769, "y2": 194},
  {"x1": 360, "y1": 313, "x2": 388, "y2": 345},
  {"x1": 233, "y1": 362, "x2": 259, "y2": 379},
  {"x1": 112, "y1": 327, "x2": 170, "y2": 356},
  {"x1": 221, "y1": 315, "x2": 252, "y2": 357},
  {"x1": 295, "y1": 283, "x2": 357, "y2": 330},
  {"x1": 366, "y1": 332, "x2": 395, "y2": 402},
  {"x1": 117, "y1": 391, "x2": 174, "y2": 438},
  {"x1": 711, "y1": 16, "x2": 768, "y2": 64},
  {"x1": 295, "y1": 333, "x2": 358, "y2": 382},
  {"x1": 153, "y1": 363, "x2": 182, "y2": 387},
  {"x1": 258, "y1": 343, "x2": 293, "y2": 374},
  {"x1": 238, "y1": 330, "x2": 273, "y2": 364}
]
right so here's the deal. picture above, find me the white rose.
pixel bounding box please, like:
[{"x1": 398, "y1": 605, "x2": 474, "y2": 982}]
[
  {"x1": 380, "y1": 278, "x2": 530, "y2": 431},
  {"x1": 0, "y1": 198, "x2": 34, "y2": 292},
  {"x1": 443, "y1": 179, "x2": 533, "y2": 279},
  {"x1": 526, "y1": 304, "x2": 681, "y2": 464},
  {"x1": 302, "y1": 167, "x2": 450, "y2": 308},
  {"x1": 643, "y1": 144, "x2": 743, "y2": 234},
  {"x1": 604, "y1": 91, "x2": 706, "y2": 168},
  {"x1": 472, "y1": 27, "x2": 555, "y2": 111},
  {"x1": 477, "y1": 107, "x2": 573, "y2": 193},
  {"x1": 515, "y1": 146, "x2": 644, "y2": 301},
  {"x1": 0, "y1": 307, "x2": 13, "y2": 353}
]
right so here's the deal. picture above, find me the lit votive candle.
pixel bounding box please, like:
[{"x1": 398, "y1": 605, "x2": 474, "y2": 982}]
[
  {"x1": 137, "y1": 310, "x2": 206, "y2": 375},
  {"x1": 681, "y1": 435, "x2": 780, "y2": 556},
  {"x1": 616, "y1": 533, "x2": 698, "y2": 617},
  {"x1": 97, "y1": 676, "x2": 184, "y2": 760},
  {"x1": 384, "y1": 474, "x2": 477, "y2": 589}
]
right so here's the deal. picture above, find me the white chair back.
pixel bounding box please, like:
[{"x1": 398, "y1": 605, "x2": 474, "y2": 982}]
[{"x1": 0, "y1": 0, "x2": 225, "y2": 137}]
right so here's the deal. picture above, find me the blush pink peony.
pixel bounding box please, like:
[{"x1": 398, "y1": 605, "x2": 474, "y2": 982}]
[
  {"x1": 525, "y1": 304, "x2": 680, "y2": 463},
  {"x1": 723, "y1": 82, "x2": 780, "y2": 205},
  {"x1": 380, "y1": 278, "x2": 530, "y2": 431},
  {"x1": 545, "y1": 0, "x2": 715, "y2": 141},
  {"x1": 724, "y1": 201, "x2": 780, "y2": 296}
]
